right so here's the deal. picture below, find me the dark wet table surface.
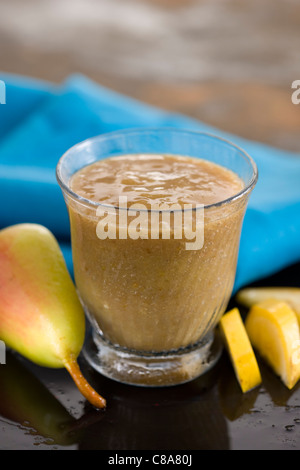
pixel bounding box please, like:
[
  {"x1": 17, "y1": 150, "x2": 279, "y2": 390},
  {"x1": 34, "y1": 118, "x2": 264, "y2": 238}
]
[
  {"x1": 1, "y1": 0, "x2": 300, "y2": 452},
  {"x1": 1, "y1": 262, "x2": 300, "y2": 451}
]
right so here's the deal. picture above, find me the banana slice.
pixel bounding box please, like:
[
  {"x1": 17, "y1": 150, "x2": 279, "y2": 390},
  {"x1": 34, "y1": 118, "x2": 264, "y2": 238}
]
[
  {"x1": 219, "y1": 308, "x2": 262, "y2": 393},
  {"x1": 245, "y1": 299, "x2": 300, "y2": 390},
  {"x1": 236, "y1": 287, "x2": 300, "y2": 324}
]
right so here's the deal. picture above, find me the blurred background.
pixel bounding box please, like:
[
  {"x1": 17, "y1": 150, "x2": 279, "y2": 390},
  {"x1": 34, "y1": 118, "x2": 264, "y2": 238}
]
[{"x1": 0, "y1": 0, "x2": 299, "y2": 151}]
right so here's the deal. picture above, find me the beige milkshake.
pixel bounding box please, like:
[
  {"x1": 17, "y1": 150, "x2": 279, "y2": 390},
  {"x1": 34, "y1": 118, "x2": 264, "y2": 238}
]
[{"x1": 68, "y1": 154, "x2": 245, "y2": 352}]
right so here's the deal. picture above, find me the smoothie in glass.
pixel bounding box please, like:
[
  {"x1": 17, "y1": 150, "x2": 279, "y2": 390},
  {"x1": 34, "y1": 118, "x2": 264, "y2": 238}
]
[
  {"x1": 56, "y1": 129, "x2": 257, "y2": 386},
  {"x1": 69, "y1": 154, "x2": 244, "y2": 351}
]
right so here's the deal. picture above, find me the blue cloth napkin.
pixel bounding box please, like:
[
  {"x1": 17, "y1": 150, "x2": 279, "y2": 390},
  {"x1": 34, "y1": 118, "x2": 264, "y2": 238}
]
[{"x1": 1, "y1": 73, "x2": 300, "y2": 292}]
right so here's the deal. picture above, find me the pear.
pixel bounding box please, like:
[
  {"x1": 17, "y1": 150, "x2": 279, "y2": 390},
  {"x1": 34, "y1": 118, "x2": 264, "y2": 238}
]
[{"x1": 0, "y1": 223, "x2": 106, "y2": 409}]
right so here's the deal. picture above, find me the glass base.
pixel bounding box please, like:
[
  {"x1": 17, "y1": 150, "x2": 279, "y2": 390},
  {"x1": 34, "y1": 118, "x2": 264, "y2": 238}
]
[{"x1": 82, "y1": 328, "x2": 223, "y2": 387}]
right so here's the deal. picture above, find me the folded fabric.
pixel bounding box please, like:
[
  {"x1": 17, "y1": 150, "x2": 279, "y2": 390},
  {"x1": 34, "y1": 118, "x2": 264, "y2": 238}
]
[{"x1": 0, "y1": 72, "x2": 300, "y2": 292}]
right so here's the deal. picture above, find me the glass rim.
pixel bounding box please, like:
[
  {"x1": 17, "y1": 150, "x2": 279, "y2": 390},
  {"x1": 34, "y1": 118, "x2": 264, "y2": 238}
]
[{"x1": 56, "y1": 127, "x2": 258, "y2": 213}]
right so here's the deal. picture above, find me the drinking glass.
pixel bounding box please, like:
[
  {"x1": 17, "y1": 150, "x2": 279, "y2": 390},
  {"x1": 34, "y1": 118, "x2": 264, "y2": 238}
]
[{"x1": 56, "y1": 128, "x2": 258, "y2": 387}]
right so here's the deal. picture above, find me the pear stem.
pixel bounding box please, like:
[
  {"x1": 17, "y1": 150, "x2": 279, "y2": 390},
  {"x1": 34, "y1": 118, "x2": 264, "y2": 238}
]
[{"x1": 63, "y1": 356, "x2": 106, "y2": 409}]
